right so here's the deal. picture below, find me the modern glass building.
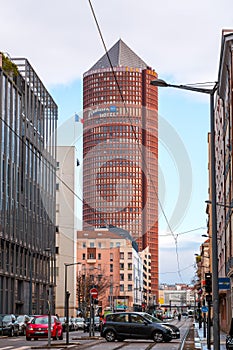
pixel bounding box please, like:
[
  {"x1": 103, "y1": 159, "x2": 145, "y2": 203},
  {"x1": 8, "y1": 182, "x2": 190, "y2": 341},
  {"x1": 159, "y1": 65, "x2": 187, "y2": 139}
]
[
  {"x1": 0, "y1": 54, "x2": 57, "y2": 314},
  {"x1": 82, "y1": 40, "x2": 159, "y2": 297}
]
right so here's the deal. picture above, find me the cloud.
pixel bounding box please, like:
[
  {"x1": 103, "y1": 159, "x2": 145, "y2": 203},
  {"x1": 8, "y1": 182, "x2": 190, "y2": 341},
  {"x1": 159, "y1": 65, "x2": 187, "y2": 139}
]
[{"x1": 1, "y1": 0, "x2": 233, "y2": 86}]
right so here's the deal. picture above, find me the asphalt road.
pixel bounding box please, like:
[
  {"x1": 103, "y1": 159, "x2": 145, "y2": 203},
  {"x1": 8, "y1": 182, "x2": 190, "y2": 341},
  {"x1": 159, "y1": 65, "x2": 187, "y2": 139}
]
[{"x1": 0, "y1": 317, "x2": 193, "y2": 350}]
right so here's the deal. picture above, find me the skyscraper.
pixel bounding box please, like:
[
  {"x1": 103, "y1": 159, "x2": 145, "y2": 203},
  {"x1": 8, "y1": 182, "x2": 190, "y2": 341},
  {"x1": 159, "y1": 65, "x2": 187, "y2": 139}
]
[{"x1": 82, "y1": 40, "x2": 159, "y2": 297}]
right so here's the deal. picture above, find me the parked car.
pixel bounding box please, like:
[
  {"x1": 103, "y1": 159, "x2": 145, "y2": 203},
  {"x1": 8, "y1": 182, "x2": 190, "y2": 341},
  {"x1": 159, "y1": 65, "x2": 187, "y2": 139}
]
[
  {"x1": 139, "y1": 312, "x2": 180, "y2": 339},
  {"x1": 26, "y1": 315, "x2": 63, "y2": 341},
  {"x1": 16, "y1": 315, "x2": 31, "y2": 335},
  {"x1": 101, "y1": 312, "x2": 173, "y2": 342},
  {"x1": 57, "y1": 317, "x2": 75, "y2": 332},
  {"x1": 0, "y1": 314, "x2": 20, "y2": 337},
  {"x1": 75, "y1": 317, "x2": 85, "y2": 330},
  {"x1": 84, "y1": 316, "x2": 100, "y2": 332}
]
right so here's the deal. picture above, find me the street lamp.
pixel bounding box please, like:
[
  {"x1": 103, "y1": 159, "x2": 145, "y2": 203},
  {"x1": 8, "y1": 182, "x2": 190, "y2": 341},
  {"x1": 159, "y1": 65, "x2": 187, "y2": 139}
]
[
  {"x1": 64, "y1": 262, "x2": 81, "y2": 345},
  {"x1": 150, "y1": 78, "x2": 220, "y2": 349}
]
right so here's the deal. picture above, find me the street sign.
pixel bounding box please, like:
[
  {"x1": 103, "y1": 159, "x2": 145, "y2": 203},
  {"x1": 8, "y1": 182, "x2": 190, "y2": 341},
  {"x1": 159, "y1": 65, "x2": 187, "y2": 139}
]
[
  {"x1": 202, "y1": 306, "x2": 208, "y2": 313},
  {"x1": 218, "y1": 277, "x2": 230, "y2": 290},
  {"x1": 90, "y1": 287, "x2": 98, "y2": 299}
]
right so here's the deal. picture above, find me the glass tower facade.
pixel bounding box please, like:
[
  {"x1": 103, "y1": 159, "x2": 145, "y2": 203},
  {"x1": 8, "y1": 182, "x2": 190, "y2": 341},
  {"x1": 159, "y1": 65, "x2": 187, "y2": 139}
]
[{"x1": 0, "y1": 55, "x2": 57, "y2": 314}]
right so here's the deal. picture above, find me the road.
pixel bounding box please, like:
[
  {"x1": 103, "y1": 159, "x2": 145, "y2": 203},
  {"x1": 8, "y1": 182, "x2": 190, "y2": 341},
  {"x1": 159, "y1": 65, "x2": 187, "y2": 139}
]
[{"x1": 0, "y1": 317, "x2": 192, "y2": 350}]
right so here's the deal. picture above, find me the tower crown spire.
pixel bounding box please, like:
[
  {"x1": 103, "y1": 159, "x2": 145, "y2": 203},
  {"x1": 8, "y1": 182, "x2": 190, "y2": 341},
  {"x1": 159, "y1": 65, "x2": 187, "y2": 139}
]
[{"x1": 88, "y1": 39, "x2": 148, "y2": 71}]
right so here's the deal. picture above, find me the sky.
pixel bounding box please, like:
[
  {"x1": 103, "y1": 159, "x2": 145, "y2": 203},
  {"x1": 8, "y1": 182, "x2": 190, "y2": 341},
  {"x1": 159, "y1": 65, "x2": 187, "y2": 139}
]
[{"x1": 1, "y1": 0, "x2": 233, "y2": 285}]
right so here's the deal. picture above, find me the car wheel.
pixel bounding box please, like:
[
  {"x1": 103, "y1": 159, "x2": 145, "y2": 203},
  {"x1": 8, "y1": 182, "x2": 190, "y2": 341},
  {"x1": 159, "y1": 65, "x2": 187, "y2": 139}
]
[
  {"x1": 53, "y1": 331, "x2": 58, "y2": 340},
  {"x1": 26, "y1": 336, "x2": 31, "y2": 341},
  {"x1": 152, "y1": 331, "x2": 164, "y2": 342},
  {"x1": 9, "y1": 328, "x2": 14, "y2": 337},
  {"x1": 105, "y1": 329, "x2": 116, "y2": 342}
]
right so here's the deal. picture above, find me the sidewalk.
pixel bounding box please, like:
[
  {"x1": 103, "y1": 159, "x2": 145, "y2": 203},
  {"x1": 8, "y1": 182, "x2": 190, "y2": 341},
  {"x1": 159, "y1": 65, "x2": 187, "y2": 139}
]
[{"x1": 194, "y1": 322, "x2": 227, "y2": 349}]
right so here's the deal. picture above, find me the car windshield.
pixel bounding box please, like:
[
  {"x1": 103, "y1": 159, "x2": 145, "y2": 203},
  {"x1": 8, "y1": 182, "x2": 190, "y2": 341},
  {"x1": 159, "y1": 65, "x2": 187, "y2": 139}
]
[
  {"x1": 141, "y1": 313, "x2": 162, "y2": 323},
  {"x1": 31, "y1": 316, "x2": 55, "y2": 325},
  {"x1": 17, "y1": 316, "x2": 24, "y2": 322},
  {"x1": 2, "y1": 315, "x2": 11, "y2": 322}
]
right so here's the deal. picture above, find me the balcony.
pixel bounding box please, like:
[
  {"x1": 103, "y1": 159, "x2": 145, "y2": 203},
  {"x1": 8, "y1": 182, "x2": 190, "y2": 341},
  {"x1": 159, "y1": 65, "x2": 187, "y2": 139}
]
[{"x1": 87, "y1": 258, "x2": 97, "y2": 264}]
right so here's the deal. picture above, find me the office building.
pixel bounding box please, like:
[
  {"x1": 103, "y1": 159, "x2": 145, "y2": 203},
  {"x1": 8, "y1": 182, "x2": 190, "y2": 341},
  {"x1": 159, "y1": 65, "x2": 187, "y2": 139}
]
[
  {"x1": 0, "y1": 54, "x2": 57, "y2": 314},
  {"x1": 82, "y1": 39, "x2": 159, "y2": 298},
  {"x1": 55, "y1": 146, "x2": 79, "y2": 316}
]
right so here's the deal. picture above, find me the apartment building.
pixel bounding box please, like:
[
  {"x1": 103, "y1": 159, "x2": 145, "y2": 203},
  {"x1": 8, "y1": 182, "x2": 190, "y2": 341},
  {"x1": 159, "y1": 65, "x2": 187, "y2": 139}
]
[{"x1": 76, "y1": 228, "x2": 143, "y2": 313}]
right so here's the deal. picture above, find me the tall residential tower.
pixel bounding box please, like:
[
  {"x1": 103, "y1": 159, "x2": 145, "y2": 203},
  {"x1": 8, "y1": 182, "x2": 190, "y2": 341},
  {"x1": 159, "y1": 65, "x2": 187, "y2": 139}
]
[{"x1": 82, "y1": 40, "x2": 159, "y2": 297}]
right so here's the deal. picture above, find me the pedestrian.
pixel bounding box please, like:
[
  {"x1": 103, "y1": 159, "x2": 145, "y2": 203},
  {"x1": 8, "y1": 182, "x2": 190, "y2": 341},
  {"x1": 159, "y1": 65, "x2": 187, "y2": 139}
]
[{"x1": 178, "y1": 313, "x2": 181, "y2": 321}]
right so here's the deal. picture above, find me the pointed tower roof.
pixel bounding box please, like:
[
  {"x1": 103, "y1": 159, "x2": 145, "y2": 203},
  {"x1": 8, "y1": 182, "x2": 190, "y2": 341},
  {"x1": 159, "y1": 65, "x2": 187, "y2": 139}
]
[{"x1": 89, "y1": 39, "x2": 148, "y2": 71}]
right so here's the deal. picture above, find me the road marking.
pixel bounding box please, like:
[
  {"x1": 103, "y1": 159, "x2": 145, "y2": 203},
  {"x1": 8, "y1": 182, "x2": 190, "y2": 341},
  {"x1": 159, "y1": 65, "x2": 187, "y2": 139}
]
[{"x1": 0, "y1": 347, "x2": 31, "y2": 350}]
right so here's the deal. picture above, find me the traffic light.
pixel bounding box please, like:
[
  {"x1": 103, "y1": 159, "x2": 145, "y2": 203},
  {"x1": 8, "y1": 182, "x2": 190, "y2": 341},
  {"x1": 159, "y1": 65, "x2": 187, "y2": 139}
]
[{"x1": 205, "y1": 272, "x2": 212, "y2": 293}]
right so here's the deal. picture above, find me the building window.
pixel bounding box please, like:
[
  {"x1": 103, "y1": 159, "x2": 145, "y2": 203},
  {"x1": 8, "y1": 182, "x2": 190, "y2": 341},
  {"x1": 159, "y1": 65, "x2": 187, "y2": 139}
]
[
  {"x1": 128, "y1": 263, "x2": 132, "y2": 270},
  {"x1": 98, "y1": 242, "x2": 102, "y2": 248},
  {"x1": 128, "y1": 284, "x2": 132, "y2": 291},
  {"x1": 120, "y1": 274, "x2": 124, "y2": 281},
  {"x1": 120, "y1": 263, "x2": 124, "y2": 269},
  {"x1": 82, "y1": 253, "x2": 85, "y2": 260},
  {"x1": 128, "y1": 273, "x2": 132, "y2": 281},
  {"x1": 98, "y1": 253, "x2": 101, "y2": 260},
  {"x1": 120, "y1": 285, "x2": 124, "y2": 292},
  {"x1": 90, "y1": 242, "x2": 95, "y2": 248},
  {"x1": 55, "y1": 247, "x2": 59, "y2": 254},
  {"x1": 110, "y1": 264, "x2": 113, "y2": 272},
  {"x1": 128, "y1": 252, "x2": 132, "y2": 259},
  {"x1": 120, "y1": 252, "x2": 124, "y2": 259},
  {"x1": 82, "y1": 242, "x2": 86, "y2": 248},
  {"x1": 89, "y1": 253, "x2": 95, "y2": 259},
  {"x1": 110, "y1": 253, "x2": 113, "y2": 261}
]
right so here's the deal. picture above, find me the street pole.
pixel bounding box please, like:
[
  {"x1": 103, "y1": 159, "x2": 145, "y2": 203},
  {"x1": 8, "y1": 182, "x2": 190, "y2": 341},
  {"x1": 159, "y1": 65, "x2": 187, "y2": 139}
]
[
  {"x1": 64, "y1": 262, "x2": 80, "y2": 345},
  {"x1": 207, "y1": 299, "x2": 211, "y2": 349},
  {"x1": 150, "y1": 78, "x2": 219, "y2": 349},
  {"x1": 64, "y1": 264, "x2": 70, "y2": 345},
  {"x1": 210, "y1": 90, "x2": 220, "y2": 349},
  {"x1": 48, "y1": 285, "x2": 52, "y2": 347},
  {"x1": 29, "y1": 251, "x2": 32, "y2": 315}
]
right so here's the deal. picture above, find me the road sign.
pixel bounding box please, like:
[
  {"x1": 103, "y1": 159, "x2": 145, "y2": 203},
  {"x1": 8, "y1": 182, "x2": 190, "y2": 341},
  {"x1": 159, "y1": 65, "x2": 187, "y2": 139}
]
[
  {"x1": 218, "y1": 277, "x2": 230, "y2": 290},
  {"x1": 202, "y1": 306, "x2": 208, "y2": 313},
  {"x1": 90, "y1": 287, "x2": 98, "y2": 299}
]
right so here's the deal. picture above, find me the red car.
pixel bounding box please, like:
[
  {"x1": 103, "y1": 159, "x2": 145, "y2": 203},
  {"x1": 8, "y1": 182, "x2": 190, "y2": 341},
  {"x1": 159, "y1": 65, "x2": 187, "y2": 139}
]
[{"x1": 26, "y1": 315, "x2": 63, "y2": 341}]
